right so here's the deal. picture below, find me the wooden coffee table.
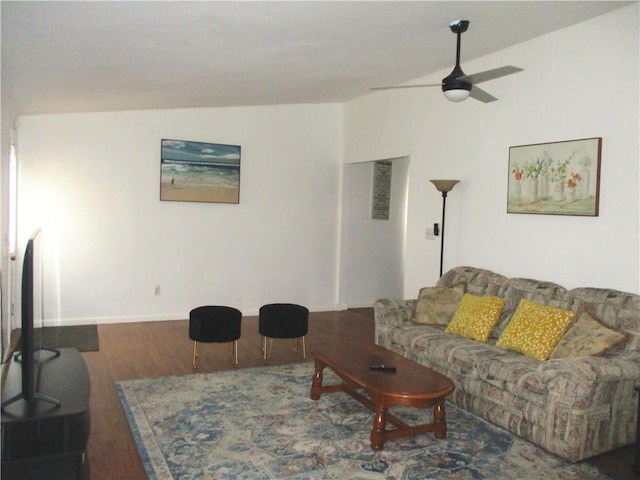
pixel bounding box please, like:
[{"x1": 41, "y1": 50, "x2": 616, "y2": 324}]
[{"x1": 310, "y1": 344, "x2": 454, "y2": 451}]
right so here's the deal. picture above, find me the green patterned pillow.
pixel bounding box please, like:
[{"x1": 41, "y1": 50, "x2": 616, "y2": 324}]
[
  {"x1": 411, "y1": 283, "x2": 466, "y2": 325},
  {"x1": 496, "y1": 299, "x2": 575, "y2": 361},
  {"x1": 445, "y1": 294, "x2": 506, "y2": 342},
  {"x1": 550, "y1": 309, "x2": 628, "y2": 359}
]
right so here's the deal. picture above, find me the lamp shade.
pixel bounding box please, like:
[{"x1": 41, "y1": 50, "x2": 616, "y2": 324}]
[
  {"x1": 443, "y1": 89, "x2": 470, "y2": 102},
  {"x1": 430, "y1": 179, "x2": 460, "y2": 193}
]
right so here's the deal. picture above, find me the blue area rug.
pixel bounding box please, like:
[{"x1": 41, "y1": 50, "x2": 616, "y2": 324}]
[{"x1": 116, "y1": 362, "x2": 612, "y2": 479}]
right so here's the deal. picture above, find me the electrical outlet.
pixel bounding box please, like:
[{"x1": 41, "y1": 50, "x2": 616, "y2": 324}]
[{"x1": 154, "y1": 285, "x2": 161, "y2": 296}]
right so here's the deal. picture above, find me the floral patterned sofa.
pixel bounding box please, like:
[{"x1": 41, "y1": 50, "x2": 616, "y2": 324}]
[{"x1": 374, "y1": 266, "x2": 640, "y2": 462}]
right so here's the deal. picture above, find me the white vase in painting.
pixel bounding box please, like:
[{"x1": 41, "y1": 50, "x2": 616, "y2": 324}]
[
  {"x1": 577, "y1": 167, "x2": 590, "y2": 199},
  {"x1": 527, "y1": 177, "x2": 539, "y2": 203},
  {"x1": 538, "y1": 175, "x2": 549, "y2": 200},
  {"x1": 566, "y1": 186, "x2": 576, "y2": 203},
  {"x1": 512, "y1": 180, "x2": 521, "y2": 199},
  {"x1": 553, "y1": 182, "x2": 564, "y2": 202}
]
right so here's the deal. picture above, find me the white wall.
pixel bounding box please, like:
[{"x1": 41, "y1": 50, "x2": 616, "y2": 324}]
[
  {"x1": 339, "y1": 157, "x2": 408, "y2": 307},
  {"x1": 344, "y1": 5, "x2": 640, "y2": 297},
  {"x1": 16, "y1": 104, "x2": 343, "y2": 324},
  {"x1": 1, "y1": 42, "x2": 18, "y2": 357}
]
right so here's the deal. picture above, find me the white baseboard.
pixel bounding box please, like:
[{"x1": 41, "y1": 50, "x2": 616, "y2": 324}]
[{"x1": 343, "y1": 303, "x2": 375, "y2": 309}]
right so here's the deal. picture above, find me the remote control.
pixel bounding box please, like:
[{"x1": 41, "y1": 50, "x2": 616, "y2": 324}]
[{"x1": 370, "y1": 364, "x2": 396, "y2": 372}]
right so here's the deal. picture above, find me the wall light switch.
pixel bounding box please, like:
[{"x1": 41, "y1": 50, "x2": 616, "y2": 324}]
[{"x1": 425, "y1": 227, "x2": 436, "y2": 240}]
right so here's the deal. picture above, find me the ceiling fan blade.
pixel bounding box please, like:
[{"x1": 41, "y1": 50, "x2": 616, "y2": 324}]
[
  {"x1": 369, "y1": 83, "x2": 442, "y2": 91},
  {"x1": 469, "y1": 85, "x2": 498, "y2": 103},
  {"x1": 462, "y1": 66, "x2": 523, "y2": 85}
]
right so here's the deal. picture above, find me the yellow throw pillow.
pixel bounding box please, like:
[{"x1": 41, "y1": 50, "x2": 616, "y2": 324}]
[
  {"x1": 496, "y1": 299, "x2": 575, "y2": 361},
  {"x1": 445, "y1": 294, "x2": 506, "y2": 342},
  {"x1": 549, "y1": 309, "x2": 628, "y2": 359},
  {"x1": 411, "y1": 283, "x2": 466, "y2": 325}
]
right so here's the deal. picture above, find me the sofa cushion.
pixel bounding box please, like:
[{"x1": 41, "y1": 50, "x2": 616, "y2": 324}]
[
  {"x1": 473, "y1": 354, "x2": 548, "y2": 400},
  {"x1": 496, "y1": 299, "x2": 575, "y2": 361},
  {"x1": 568, "y1": 287, "x2": 640, "y2": 353},
  {"x1": 411, "y1": 283, "x2": 465, "y2": 325},
  {"x1": 550, "y1": 309, "x2": 628, "y2": 359},
  {"x1": 493, "y1": 278, "x2": 571, "y2": 338},
  {"x1": 445, "y1": 294, "x2": 506, "y2": 342},
  {"x1": 405, "y1": 325, "x2": 509, "y2": 378}
]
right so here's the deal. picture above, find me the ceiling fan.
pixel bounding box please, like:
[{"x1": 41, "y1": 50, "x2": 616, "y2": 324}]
[{"x1": 371, "y1": 20, "x2": 523, "y2": 103}]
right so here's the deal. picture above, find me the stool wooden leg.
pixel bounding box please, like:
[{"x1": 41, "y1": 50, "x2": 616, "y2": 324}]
[
  {"x1": 231, "y1": 340, "x2": 238, "y2": 367},
  {"x1": 263, "y1": 337, "x2": 273, "y2": 364},
  {"x1": 292, "y1": 337, "x2": 306, "y2": 359},
  {"x1": 267, "y1": 338, "x2": 274, "y2": 364},
  {"x1": 192, "y1": 341, "x2": 203, "y2": 369}
]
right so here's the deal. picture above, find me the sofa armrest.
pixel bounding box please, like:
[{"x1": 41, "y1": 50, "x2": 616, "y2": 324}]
[
  {"x1": 537, "y1": 353, "x2": 640, "y2": 406},
  {"x1": 373, "y1": 298, "x2": 416, "y2": 348},
  {"x1": 373, "y1": 298, "x2": 416, "y2": 327}
]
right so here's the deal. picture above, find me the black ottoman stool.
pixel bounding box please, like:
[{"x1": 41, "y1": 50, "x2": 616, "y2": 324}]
[
  {"x1": 259, "y1": 303, "x2": 309, "y2": 364},
  {"x1": 189, "y1": 306, "x2": 242, "y2": 369}
]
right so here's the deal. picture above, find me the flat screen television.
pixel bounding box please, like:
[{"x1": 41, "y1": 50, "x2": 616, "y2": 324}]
[{"x1": 1, "y1": 229, "x2": 60, "y2": 410}]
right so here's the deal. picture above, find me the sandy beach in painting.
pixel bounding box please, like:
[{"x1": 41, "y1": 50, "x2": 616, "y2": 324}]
[{"x1": 161, "y1": 181, "x2": 239, "y2": 203}]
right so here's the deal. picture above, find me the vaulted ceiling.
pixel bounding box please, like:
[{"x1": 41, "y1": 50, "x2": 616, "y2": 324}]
[{"x1": 1, "y1": 1, "x2": 630, "y2": 115}]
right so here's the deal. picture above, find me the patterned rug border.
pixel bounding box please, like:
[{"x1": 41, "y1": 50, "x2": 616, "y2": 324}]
[
  {"x1": 116, "y1": 362, "x2": 613, "y2": 480},
  {"x1": 116, "y1": 384, "x2": 162, "y2": 478}
]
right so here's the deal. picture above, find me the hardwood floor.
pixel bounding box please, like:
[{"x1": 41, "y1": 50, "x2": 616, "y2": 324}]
[{"x1": 82, "y1": 308, "x2": 637, "y2": 480}]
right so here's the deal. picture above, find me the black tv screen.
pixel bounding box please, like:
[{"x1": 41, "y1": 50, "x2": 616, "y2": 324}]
[
  {"x1": 1, "y1": 229, "x2": 60, "y2": 410},
  {"x1": 20, "y1": 232, "x2": 37, "y2": 400}
]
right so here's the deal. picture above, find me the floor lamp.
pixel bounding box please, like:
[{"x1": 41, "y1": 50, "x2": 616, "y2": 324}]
[{"x1": 430, "y1": 179, "x2": 460, "y2": 277}]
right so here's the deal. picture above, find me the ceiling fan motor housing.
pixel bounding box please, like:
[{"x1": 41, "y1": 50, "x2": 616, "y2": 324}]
[{"x1": 442, "y1": 65, "x2": 471, "y2": 93}]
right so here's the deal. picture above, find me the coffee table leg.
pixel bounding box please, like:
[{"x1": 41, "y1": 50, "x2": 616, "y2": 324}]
[
  {"x1": 370, "y1": 404, "x2": 387, "y2": 451},
  {"x1": 434, "y1": 401, "x2": 447, "y2": 439},
  {"x1": 310, "y1": 359, "x2": 325, "y2": 400}
]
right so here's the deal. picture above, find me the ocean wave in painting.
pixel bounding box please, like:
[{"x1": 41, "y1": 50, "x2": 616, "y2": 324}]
[{"x1": 161, "y1": 161, "x2": 239, "y2": 189}]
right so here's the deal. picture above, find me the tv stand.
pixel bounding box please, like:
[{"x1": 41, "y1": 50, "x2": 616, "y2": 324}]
[
  {"x1": 1, "y1": 348, "x2": 90, "y2": 480},
  {"x1": 1, "y1": 347, "x2": 62, "y2": 409}
]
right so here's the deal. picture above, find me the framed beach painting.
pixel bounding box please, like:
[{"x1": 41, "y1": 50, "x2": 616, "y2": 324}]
[
  {"x1": 160, "y1": 139, "x2": 241, "y2": 204},
  {"x1": 507, "y1": 137, "x2": 601, "y2": 216}
]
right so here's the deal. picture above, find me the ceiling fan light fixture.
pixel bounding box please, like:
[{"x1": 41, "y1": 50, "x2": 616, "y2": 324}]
[
  {"x1": 443, "y1": 89, "x2": 470, "y2": 102},
  {"x1": 442, "y1": 73, "x2": 471, "y2": 102}
]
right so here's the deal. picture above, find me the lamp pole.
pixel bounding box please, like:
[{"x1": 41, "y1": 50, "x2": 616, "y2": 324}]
[
  {"x1": 439, "y1": 190, "x2": 448, "y2": 277},
  {"x1": 430, "y1": 179, "x2": 460, "y2": 278}
]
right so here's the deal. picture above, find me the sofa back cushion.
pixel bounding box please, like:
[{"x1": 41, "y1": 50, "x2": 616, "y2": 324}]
[
  {"x1": 412, "y1": 284, "x2": 466, "y2": 325},
  {"x1": 493, "y1": 278, "x2": 571, "y2": 339},
  {"x1": 549, "y1": 309, "x2": 628, "y2": 358},
  {"x1": 436, "y1": 266, "x2": 507, "y2": 296},
  {"x1": 567, "y1": 287, "x2": 640, "y2": 353}
]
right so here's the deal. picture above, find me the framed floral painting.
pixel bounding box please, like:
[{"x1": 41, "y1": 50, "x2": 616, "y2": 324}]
[{"x1": 507, "y1": 137, "x2": 601, "y2": 216}]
